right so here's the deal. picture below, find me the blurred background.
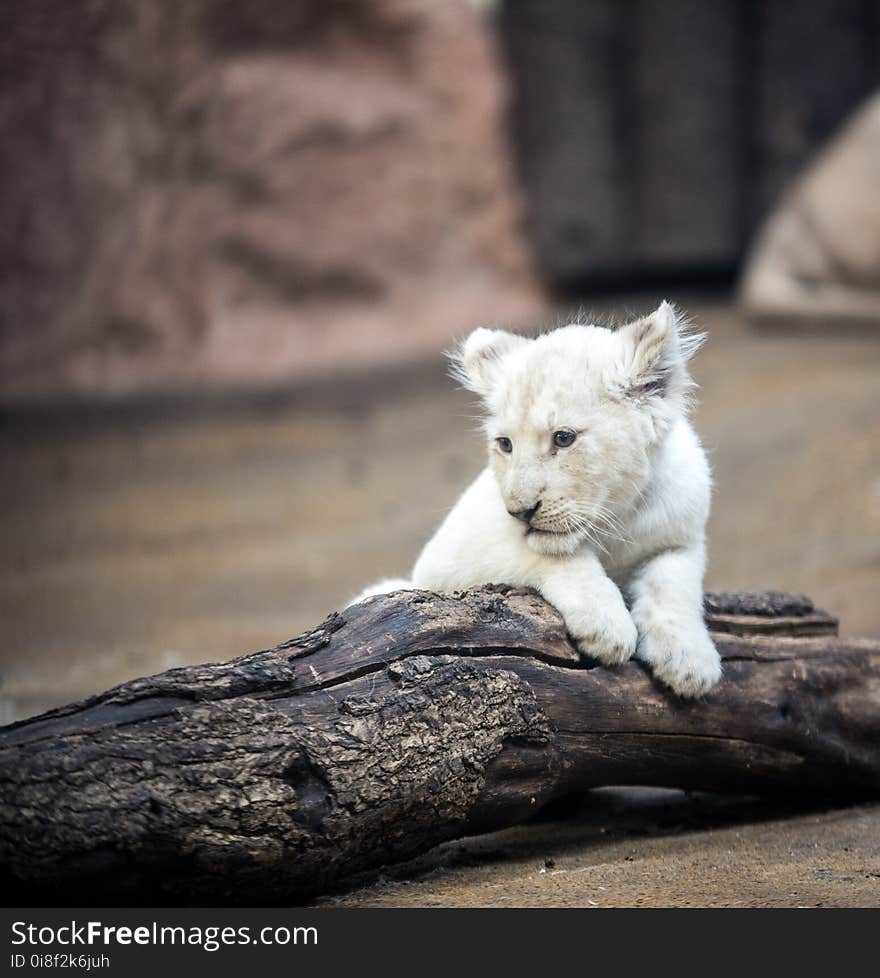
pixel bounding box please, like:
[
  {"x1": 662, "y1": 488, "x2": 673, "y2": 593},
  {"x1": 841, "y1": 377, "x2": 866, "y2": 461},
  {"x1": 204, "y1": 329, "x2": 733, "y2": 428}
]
[{"x1": 1, "y1": 0, "x2": 879, "y2": 727}]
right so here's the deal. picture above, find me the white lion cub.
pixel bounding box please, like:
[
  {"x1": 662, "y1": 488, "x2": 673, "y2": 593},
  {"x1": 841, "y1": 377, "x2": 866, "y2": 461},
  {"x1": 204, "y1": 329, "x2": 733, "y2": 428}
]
[{"x1": 357, "y1": 302, "x2": 722, "y2": 697}]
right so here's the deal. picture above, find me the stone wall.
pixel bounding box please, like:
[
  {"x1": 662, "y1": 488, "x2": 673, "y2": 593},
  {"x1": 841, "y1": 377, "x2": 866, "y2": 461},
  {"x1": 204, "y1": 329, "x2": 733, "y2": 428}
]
[{"x1": 0, "y1": 0, "x2": 541, "y2": 402}]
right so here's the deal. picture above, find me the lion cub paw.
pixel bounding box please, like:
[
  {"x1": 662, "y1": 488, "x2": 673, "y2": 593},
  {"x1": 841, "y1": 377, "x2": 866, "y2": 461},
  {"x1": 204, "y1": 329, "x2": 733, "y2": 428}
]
[
  {"x1": 570, "y1": 605, "x2": 638, "y2": 667},
  {"x1": 636, "y1": 623, "x2": 722, "y2": 698}
]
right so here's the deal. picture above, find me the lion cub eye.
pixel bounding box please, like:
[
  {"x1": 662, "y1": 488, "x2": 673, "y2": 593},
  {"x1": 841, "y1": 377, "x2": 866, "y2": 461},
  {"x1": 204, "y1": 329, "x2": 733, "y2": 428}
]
[
  {"x1": 553, "y1": 429, "x2": 577, "y2": 448},
  {"x1": 496, "y1": 437, "x2": 513, "y2": 454}
]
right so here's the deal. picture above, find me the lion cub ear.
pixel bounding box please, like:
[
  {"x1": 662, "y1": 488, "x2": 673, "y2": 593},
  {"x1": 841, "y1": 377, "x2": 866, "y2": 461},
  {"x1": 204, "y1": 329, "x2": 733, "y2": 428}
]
[
  {"x1": 617, "y1": 301, "x2": 703, "y2": 401},
  {"x1": 449, "y1": 327, "x2": 529, "y2": 397}
]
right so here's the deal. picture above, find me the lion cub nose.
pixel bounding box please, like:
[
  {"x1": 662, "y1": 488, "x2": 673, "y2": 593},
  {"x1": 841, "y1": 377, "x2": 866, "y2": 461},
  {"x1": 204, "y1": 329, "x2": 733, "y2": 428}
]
[{"x1": 508, "y1": 500, "x2": 542, "y2": 525}]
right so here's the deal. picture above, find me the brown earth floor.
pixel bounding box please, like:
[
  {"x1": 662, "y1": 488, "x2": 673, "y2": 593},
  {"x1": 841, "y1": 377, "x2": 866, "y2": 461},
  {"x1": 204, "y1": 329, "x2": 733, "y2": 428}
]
[
  {"x1": 318, "y1": 790, "x2": 880, "y2": 908},
  {"x1": 1, "y1": 295, "x2": 879, "y2": 906}
]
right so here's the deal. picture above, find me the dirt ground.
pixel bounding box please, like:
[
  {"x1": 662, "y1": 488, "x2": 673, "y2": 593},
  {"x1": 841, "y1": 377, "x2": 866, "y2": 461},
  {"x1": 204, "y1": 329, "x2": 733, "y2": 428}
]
[
  {"x1": 1, "y1": 295, "x2": 878, "y2": 906},
  {"x1": 318, "y1": 790, "x2": 880, "y2": 908}
]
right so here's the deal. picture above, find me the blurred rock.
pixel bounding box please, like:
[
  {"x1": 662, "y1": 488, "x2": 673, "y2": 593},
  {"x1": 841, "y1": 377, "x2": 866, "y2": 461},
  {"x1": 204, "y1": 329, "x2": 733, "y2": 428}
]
[
  {"x1": 740, "y1": 93, "x2": 880, "y2": 327},
  {"x1": 751, "y1": 0, "x2": 880, "y2": 226},
  {"x1": 0, "y1": 0, "x2": 541, "y2": 403}
]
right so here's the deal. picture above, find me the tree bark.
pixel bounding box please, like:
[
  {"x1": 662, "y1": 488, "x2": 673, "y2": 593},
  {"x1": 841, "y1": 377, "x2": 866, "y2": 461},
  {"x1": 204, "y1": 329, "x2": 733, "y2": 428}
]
[{"x1": 1, "y1": 587, "x2": 877, "y2": 905}]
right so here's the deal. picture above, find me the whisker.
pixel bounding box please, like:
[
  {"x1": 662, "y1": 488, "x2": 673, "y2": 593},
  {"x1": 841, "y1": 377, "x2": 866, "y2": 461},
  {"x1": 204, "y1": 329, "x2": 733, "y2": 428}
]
[
  {"x1": 564, "y1": 503, "x2": 634, "y2": 549},
  {"x1": 562, "y1": 511, "x2": 610, "y2": 554}
]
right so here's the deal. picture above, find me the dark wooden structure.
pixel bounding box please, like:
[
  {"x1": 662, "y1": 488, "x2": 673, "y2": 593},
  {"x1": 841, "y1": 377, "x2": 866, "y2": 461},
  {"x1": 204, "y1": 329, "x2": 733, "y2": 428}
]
[{"x1": 499, "y1": 0, "x2": 880, "y2": 289}]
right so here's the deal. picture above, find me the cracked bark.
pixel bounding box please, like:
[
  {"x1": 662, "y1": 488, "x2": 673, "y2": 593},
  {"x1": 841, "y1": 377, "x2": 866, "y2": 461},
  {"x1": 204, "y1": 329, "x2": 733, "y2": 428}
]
[{"x1": 0, "y1": 587, "x2": 877, "y2": 905}]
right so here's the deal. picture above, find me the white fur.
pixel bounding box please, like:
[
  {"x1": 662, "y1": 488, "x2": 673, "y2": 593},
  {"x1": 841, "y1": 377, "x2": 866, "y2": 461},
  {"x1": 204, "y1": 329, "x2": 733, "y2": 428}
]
[{"x1": 354, "y1": 302, "x2": 721, "y2": 698}]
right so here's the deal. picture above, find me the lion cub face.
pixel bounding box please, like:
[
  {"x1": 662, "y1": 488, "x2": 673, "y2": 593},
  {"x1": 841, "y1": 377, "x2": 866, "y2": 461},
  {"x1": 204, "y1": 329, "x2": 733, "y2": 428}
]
[{"x1": 452, "y1": 303, "x2": 701, "y2": 556}]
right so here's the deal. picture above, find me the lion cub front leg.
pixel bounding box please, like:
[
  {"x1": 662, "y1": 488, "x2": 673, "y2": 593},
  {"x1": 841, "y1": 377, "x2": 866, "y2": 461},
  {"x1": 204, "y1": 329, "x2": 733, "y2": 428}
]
[
  {"x1": 628, "y1": 545, "x2": 722, "y2": 698},
  {"x1": 537, "y1": 553, "x2": 638, "y2": 666}
]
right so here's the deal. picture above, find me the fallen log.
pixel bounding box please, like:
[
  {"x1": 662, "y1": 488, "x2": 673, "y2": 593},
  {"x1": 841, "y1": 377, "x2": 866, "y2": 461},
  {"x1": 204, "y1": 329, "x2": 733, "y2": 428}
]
[{"x1": 1, "y1": 587, "x2": 878, "y2": 905}]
